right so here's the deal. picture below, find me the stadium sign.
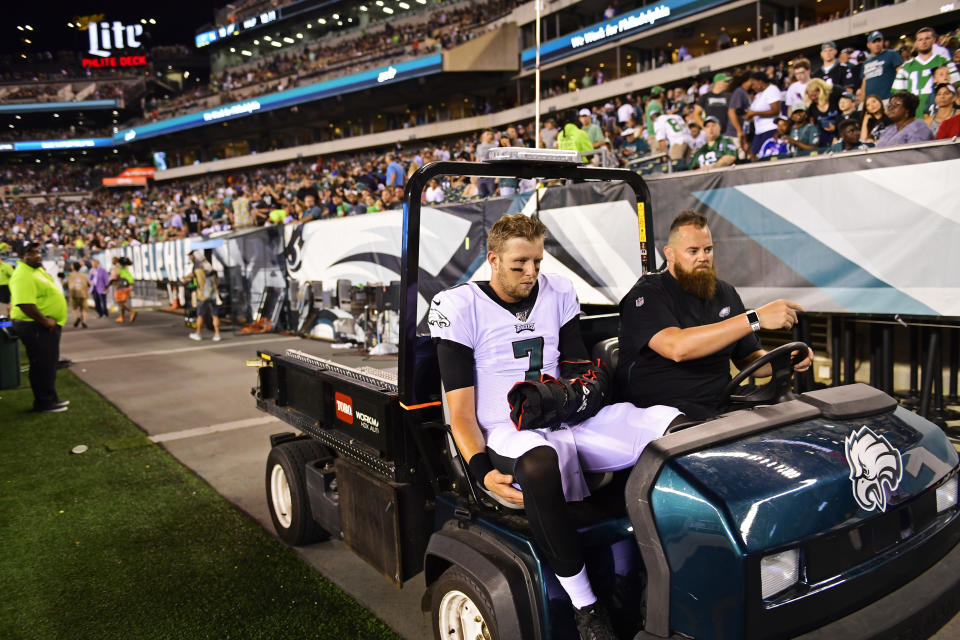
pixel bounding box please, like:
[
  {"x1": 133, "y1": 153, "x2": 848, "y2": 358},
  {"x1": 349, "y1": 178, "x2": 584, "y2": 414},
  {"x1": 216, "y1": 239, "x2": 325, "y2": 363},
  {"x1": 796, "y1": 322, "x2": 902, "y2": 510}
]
[
  {"x1": 82, "y1": 55, "x2": 148, "y2": 68},
  {"x1": 88, "y1": 20, "x2": 145, "y2": 57},
  {"x1": 0, "y1": 138, "x2": 114, "y2": 152},
  {"x1": 521, "y1": 0, "x2": 731, "y2": 69}
]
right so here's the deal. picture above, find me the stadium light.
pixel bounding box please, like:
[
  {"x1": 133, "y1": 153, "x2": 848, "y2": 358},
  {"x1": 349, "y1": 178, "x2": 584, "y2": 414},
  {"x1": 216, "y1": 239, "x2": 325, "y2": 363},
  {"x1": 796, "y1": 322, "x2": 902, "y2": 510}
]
[
  {"x1": 383, "y1": 6, "x2": 394, "y2": 13},
  {"x1": 140, "y1": 18, "x2": 147, "y2": 24},
  {"x1": 25, "y1": 25, "x2": 33, "y2": 31},
  {"x1": 16, "y1": 26, "x2": 24, "y2": 31},
  {"x1": 53, "y1": 113, "x2": 59, "y2": 118},
  {"x1": 24, "y1": 39, "x2": 31, "y2": 44},
  {"x1": 184, "y1": 70, "x2": 190, "y2": 78},
  {"x1": 399, "y1": 1, "x2": 410, "y2": 8},
  {"x1": 264, "y1": 35, "x2": 272, "y2": 40},
  {"x1": 230, "y1": 47, "x2": 236, "y2": 52},
  {"x1": 318, "y1": 18, "x2": 326, "y2": 24},
  {"x1": 375, "y1": 1, "x2": 383, "y2": 6},
  {"x1": 15, "y1": 114, "x2": 21, "y2": 119},
  {"x1": 241, "y1": 50, "x2": 252, "y2": 56},
  {"x1": 283, "y1": 37, "x2": 294, "y2": 43},
  {"x1": 307, "y1": 23, "x2": 312, "y2": 28},
  {"x1": 359, "y1": 5, "x2": 368, "y2": 11},
  {"x1": 296, "y1": 33, "x2": 303, "y2": 38},
  {"x1": 416, "y1": 0, "x2": 426, "y2": 4},
  {"x1": 332, "y1": 13, "x2": 340, "y2": 18},
  {"x1": 253, "y1": 39, "x2": 259, "y2": 44},
  {"x1": 149, "y1": 18, "x2": 156, "y2": 24},
  {"x1": 67, "y1": 22, "x2": 74, "y2": 28},
  {"x1": 271, "y1": 41, "x2": 282, "y2": 47},
  {"x1": 337, "y1": 21, "x2": 343, "y2": 25}
]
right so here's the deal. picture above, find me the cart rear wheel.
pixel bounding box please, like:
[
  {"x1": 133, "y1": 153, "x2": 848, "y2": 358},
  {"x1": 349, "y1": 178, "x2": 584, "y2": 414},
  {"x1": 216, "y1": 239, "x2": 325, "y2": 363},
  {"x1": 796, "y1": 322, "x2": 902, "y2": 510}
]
[{"x1": 265, "y1": 439, "x2": 330, "y2": 545}]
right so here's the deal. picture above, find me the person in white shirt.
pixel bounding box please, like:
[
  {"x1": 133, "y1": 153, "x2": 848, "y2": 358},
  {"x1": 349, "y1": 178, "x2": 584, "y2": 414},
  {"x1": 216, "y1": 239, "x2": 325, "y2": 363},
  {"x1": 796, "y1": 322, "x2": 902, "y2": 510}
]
[
  {"x1": 616, "y1": 96, "x2": 636, "y2": 126},
  {"x1": 686, "y1": 121, "x2": 707, "y2": 152},
  {"x1": 423, "y1": 179, "x2": 445, "y2": 204},
  {"x1": 653, "y1": 109, "x2": 693, "y2": 160},
  {"x1": 743, "y1": 71, "x2": 783, "y2": 155},
  {"x1": 785, "y1": 58, "x2": 811, "y2": 110}
]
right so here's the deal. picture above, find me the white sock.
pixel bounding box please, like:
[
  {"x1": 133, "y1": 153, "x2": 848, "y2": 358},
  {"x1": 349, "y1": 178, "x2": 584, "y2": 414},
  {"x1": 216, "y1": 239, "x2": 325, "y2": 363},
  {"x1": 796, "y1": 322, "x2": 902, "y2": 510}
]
[{"x1": 556, "y1": 565, "x2": 596, "y2": 609}]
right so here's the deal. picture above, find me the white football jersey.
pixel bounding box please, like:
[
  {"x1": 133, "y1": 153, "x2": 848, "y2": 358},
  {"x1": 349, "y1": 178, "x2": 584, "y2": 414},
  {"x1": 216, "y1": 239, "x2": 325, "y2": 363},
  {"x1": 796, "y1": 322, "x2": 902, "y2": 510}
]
[{"x1": 428, "y1": 272, "x2": 580, "y2": 432}]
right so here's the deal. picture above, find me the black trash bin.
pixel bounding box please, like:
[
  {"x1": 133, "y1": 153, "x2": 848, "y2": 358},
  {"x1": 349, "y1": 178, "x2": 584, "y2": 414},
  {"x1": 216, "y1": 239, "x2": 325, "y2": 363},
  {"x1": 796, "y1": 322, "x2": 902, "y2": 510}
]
[{"x1": 0, "y1": 321, "x2": 20, "y2": 390}]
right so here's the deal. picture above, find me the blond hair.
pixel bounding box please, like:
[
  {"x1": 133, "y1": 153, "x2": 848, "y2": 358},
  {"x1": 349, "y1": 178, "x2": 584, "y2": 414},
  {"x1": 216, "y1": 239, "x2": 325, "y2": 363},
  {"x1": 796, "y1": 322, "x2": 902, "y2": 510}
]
[
  {"x1": 487, "y1": 214, "x2": 547, "y2": 254},
  {"x1": 805, "y1": 78, "x2": 832, "y2": 106}
]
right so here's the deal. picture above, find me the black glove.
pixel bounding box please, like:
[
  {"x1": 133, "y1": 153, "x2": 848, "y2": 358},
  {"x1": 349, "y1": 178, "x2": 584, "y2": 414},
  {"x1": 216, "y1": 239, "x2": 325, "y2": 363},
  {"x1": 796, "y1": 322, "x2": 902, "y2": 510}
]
[
  {"x1": 508, "y1": 374, "x2": 570, "y2": 431},
  {"x1": 507, "y1": 359, "x2": 610, "y2": 430},
  {"x1": 559, "y1": 359, "x2": 610, "y2": 425}
]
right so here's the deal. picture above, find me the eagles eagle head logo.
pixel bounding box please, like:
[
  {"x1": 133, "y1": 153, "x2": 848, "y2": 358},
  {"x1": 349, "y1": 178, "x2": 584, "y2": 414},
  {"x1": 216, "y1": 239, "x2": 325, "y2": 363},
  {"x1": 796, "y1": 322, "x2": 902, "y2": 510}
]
[
  {"x1": 428, "y1": 307, "x2": 450, "y2": 328},
  {"x1": 844, "y1": 426, "x2": 903, "y2": 512}
]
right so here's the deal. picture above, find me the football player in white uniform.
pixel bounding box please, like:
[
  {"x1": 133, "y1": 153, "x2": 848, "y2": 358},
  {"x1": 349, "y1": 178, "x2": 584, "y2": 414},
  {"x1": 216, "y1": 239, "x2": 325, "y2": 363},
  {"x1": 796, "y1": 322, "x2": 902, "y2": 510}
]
[{"x1": 429, "y1": 213, "x2": 679, "y2": 639}]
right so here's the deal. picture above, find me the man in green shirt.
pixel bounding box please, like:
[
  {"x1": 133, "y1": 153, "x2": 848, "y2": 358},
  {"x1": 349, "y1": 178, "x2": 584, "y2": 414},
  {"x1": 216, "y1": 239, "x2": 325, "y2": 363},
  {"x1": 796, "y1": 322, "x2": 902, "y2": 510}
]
[
  {"x1": 688, "y1": 116, "x2": 738, "y2": 170},
  {"x1": 0, "y1": 259, "x2": 13, "y2": 316},
  {"x1": 891, "y1": 26, "x2": 960, "y2": 117},
  {"x1": 9, "y1": 243, "x2": 68, "y2": 413},
  {"x1": 556, "y1": 119, "x2": 594, "y2": 162},
  {"x1": 644, "y1": 86, "x2": 665, "y2": 149}
]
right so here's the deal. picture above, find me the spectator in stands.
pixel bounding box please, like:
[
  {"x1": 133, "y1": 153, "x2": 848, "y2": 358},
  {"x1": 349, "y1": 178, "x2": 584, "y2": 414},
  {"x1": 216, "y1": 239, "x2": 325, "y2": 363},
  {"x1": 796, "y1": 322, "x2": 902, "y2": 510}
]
[
  {"x1": 827, "y1": 118, "x2": 874, "y2": 153},
  {"x1": 653, "y1": 107, "x2": 692, "y2": 161},
  {"x1": 861, "y1": 31, "x2": 902, "y2": 103},
  {"x1": 892, "y1": 27, "x2": 960, "y2": 118},
  {"x1": 475, "y1": 130, "x2": 498, "y2": 196},
  {"x1": 688, "y1": 116, "x2": 738, "y2": 170},
  {"x1": 936, "y1": 111, "x2": 960, "y2": 138},
  {"x1": 751, "y1": 117, "x2": 791, "y2": 159},
  {"x1": 785, "y1": 58, "x2": 811, "y2": 110},
  {"x1": 301, "y1": 194, "x2": 323, "y2": 221},
  {"x1": 837, "y1": 48, "x2": 862, "y2": 90},
  {"x1": 424, "y1": 179, "x2": 445, "y2": 203},
  {"x1": 556, "y1": 117, "x2": 593, "y2": 162},
  {"x1": 539, "y1": 118, "x2": 558, "y2": 149},
  {"x1": 837, "y1": 90, "x2": 861, "y2": 127},
  {"x1": 184, "y1": 198, "x2": 203, "y2": 236},
  {"x1": 744, "y1": 71, "x2": 782, "y2": 155},
  {"x1": 644, "y1": 86, "x2": 665, "y2": 149},
  {"x1": 694, "y1": 72, "x2": 732, "y2": 132},
  {"x1": 805, "y1": 78, "x2": 841, "y2": 146},
  {"x1": 578, "y1": 108, "x2": 606, "y2": 150},
  {"x1": 232, "y1": 187, "x2": 254, "y2": 228},
  {"x1": 385, "y1": 153, "x2": 406, "y2": 189},
  {"x1": 785, "y1": 104, "x2": 821, "y2": 155},
  {"x1": 616, "y1": 96, "x2": 635, "y2": 127},
  {"x1": 861, "y1": 94, "x2": 891, "y2": 143},
  {"x1": 925, "y1": 83, "x2": 959, "y2": 136},
  {"x1": 813, "y1": 41, "x2": 843, "y2": 87},
  {"x1": 687, "y1": 121, "x2": 706, "y2": 153},
  {"x1": 726, "y1": 73, "x2": 751, "y2": 146},
  {"x1": 877, "y1": 92, "x2": 935, "y2": 146},
  {"x1": 617, "y1": 128, "x2": 650, "y2": 164}
]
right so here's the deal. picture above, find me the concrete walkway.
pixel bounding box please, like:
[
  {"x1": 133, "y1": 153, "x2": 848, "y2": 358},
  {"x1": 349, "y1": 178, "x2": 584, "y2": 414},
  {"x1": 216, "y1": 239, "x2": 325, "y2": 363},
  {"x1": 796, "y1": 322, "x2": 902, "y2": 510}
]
[
  {"x1": 59, "y1": 310, "x2": 960, "y2": 640},
  {"x1": 61, "y1": 310, "x2": 428, "y2": 640}
]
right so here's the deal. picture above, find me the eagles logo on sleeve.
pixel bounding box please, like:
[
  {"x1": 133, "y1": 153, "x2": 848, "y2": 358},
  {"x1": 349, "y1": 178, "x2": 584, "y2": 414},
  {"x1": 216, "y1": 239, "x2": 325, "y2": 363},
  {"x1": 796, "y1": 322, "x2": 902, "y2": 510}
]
[
  {"x1": 428, "y1": 306, "x2": 450, "y2": 328},
  {"x1": 844, "y1": 426, "x2": 904, "y2": 512}
]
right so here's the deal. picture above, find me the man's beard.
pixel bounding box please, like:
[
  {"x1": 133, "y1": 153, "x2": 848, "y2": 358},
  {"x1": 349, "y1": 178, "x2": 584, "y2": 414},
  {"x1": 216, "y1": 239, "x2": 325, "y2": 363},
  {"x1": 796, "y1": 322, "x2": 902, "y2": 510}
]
[
  {"x1": 494, "y1": 263, "x2": 534, "y2": 301},
  {"x1": 674, "y1": 261, "x2": 718, "y2": 300}
]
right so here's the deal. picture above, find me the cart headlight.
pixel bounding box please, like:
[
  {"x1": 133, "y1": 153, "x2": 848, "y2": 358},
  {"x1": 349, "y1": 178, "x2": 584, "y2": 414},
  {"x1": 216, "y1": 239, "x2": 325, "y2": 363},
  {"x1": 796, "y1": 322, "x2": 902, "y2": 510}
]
[
  {"x1": 937, "y1": 475, "x2": 958, "y2": 513},
  {"x1": 760, "y1": 548, "x2": 799, "y2": 599}
]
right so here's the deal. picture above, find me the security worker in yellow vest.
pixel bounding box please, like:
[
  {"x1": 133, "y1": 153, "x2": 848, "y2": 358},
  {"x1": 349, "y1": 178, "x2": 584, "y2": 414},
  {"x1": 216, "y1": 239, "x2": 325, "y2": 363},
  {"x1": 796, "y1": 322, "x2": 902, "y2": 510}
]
[
  {"x1": 0, "y1": 258, "x2": 14, "y2": 316},
  {"x1": 9, "y1": 243, "x2": 68, "y2": 413}
]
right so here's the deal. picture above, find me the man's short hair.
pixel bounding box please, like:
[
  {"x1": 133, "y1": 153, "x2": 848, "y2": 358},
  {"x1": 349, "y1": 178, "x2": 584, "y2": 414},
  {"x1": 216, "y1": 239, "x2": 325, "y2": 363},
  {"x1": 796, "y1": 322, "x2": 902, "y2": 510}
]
[
  {"x1": 916, "y1": 26, "x2": 936, "y2": 37},
  {"x1": 890, "y1": 91, "x2": 920, "y2": 116},
  {"x1": 792, "y1": 57, "x2": 811, "y2": 71},
  {"x1": 668, "y1": 211, "x2": 708, "y2": 240},
  {"x1": 838, "y1": 118, "x2": 860, "y2": 132},
  {"x1": 488, "y1": 214, "x2": 547, "y2": 254},
  {"x1": 18, "y1": 242, "x2": 40, "y2": 257}
]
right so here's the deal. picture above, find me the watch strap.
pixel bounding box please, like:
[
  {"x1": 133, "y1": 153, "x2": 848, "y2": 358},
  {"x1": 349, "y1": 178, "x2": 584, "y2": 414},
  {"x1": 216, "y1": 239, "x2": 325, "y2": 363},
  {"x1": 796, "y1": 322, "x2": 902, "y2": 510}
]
[{"x1": 745, "y1": 309, "x2": 761, "y2": 333}]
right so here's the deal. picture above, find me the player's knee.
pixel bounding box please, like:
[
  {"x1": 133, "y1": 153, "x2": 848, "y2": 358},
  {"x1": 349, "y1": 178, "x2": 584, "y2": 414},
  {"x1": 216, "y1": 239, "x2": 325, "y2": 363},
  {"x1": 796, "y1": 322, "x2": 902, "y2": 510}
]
[{"x1": 515, "y1": 446, "x2": 560, "y2": 487}]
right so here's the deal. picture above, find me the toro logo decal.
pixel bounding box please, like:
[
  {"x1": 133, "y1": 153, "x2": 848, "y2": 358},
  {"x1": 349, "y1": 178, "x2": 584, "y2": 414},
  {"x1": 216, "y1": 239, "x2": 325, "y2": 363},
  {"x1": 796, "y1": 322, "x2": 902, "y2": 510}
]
[
  {"x1": 844, "y1": 426, "x2": 903, "y2": 512},
  {"x1": 334, "y1": 392, "x2": 353, "y2": 424}
]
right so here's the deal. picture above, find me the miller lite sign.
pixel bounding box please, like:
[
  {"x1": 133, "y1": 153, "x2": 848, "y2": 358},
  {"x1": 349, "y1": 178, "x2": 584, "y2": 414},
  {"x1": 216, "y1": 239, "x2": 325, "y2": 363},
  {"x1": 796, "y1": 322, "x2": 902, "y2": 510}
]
[{"x1": 88, "y1": 20, "x2": 144, "y2": 57}]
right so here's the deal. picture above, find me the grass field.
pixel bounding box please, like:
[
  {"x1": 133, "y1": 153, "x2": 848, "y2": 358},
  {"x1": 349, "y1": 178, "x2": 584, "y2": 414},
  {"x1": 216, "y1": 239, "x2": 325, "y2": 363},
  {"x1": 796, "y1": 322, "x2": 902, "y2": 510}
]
[{"x1": 0, "y1": 368, "x2": 400, "y2": 640}]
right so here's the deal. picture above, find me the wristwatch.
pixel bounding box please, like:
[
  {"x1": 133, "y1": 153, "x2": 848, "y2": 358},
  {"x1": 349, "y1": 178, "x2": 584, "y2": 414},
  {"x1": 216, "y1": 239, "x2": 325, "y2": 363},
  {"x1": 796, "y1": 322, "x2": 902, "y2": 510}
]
[{"x1": 745, "y1": 309, "x2": 761, "y2": 333}]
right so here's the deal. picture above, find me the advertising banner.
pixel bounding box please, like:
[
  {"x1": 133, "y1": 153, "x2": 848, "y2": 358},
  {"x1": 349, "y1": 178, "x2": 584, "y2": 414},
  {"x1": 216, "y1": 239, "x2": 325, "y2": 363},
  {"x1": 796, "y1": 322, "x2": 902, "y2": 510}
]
[{"x1": 645, "y1": 143, "x2": 960, "y2": 317}]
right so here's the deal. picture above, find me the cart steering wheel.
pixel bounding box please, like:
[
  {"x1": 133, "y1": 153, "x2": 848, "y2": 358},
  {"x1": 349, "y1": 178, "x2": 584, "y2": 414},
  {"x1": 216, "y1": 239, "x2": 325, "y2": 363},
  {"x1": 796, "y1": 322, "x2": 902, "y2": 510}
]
[{"x1": 719, "y1": 341, "x2": 810, "y2": 409}]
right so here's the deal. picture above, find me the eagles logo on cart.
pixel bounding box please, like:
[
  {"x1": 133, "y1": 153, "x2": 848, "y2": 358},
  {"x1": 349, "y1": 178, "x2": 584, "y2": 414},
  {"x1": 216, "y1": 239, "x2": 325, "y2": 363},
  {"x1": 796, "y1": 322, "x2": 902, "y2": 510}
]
[{"x1": 844, "y1": 425, "x2": 904, "y2": 512}]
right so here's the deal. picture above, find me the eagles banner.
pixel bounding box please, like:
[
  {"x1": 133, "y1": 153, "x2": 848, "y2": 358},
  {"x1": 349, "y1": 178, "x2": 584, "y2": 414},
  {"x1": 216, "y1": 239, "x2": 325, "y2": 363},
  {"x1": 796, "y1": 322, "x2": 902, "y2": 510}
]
[{"x1": 645, "y1": 141, "x2": 960, "y2": 318}]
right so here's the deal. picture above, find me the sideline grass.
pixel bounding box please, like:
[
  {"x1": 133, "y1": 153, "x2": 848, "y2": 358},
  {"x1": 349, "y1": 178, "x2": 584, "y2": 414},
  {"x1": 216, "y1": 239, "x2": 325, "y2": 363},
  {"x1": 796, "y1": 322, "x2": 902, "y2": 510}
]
[{"x1": 0, "y1": 369, "x2": 400, "y2": 640}]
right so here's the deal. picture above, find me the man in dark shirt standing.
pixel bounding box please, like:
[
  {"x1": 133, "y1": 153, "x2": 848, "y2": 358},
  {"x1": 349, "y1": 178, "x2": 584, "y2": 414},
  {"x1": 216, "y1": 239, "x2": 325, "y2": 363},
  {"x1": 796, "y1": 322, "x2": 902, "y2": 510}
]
[
  {"x1": 617, "y1": 211, "x2": 813, "y2": 419},
  {"x1": 695, "y1": 72, "x2": 733, "y2": 132},
  {"x1": 813, "y1": 41, "x2": 843, "y2": 88},
  {"x1": 184, "y1": 198, "x2": 203, "y2": 236}
]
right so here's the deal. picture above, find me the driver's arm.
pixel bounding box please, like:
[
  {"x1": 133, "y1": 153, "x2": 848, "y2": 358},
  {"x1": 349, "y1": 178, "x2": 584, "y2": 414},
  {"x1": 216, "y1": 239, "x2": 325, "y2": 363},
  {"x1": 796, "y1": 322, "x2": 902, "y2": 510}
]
[{"x1": 648, "y1": 299, "x2": 802, "y2": 362}]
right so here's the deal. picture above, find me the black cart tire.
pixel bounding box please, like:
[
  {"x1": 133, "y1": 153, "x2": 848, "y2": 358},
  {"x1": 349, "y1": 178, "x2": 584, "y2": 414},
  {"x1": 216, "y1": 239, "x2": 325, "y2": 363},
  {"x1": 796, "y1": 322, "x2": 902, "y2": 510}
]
[
  {"x1": 265, "y1": 439, "x2": 330, "y2": 545},
  {"x1": 430, "y1": 565, "x2": 499, "y2": 640}
]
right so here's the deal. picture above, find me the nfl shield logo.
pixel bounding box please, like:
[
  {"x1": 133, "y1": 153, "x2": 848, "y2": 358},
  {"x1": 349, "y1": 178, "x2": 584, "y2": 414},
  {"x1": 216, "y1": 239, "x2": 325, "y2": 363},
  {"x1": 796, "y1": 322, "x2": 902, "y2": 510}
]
[{"x1": 635, "y1": 297, "x2": 645, "y2": 307}]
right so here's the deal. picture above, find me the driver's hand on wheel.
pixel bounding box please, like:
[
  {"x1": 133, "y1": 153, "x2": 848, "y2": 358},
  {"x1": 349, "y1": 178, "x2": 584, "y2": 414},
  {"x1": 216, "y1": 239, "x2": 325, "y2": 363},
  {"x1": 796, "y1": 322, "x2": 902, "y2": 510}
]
[
  {"x1": 792, "y1": 347, "x2": 814, "y2": 372},
  {"x1": 483, "y1": 470, "x2": 524, "y2": 507},
  {"x1": 757, "y1": 299, "x2": 803, "y2": 330}
]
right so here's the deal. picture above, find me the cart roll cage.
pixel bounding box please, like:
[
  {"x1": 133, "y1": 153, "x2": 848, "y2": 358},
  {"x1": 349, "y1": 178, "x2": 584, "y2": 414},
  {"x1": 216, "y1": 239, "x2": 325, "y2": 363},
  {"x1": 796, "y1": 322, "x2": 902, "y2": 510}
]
[{"x1": 398, "y1": 158, "x2": 655, "y2": 405}]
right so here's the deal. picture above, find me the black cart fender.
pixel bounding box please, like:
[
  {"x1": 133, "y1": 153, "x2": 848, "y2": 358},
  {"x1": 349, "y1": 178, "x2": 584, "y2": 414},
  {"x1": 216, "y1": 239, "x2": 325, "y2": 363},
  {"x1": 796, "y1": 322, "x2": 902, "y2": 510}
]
[{"x1": 421, "y1": 523, "x2": 542, "y2": 640}]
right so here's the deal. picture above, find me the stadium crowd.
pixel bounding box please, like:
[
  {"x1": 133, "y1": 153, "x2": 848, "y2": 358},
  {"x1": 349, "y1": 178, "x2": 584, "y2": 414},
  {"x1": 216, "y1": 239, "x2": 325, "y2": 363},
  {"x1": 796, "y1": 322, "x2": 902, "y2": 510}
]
[{"x1": 2, "y1": 24, "x2": 959, "y2": 261}]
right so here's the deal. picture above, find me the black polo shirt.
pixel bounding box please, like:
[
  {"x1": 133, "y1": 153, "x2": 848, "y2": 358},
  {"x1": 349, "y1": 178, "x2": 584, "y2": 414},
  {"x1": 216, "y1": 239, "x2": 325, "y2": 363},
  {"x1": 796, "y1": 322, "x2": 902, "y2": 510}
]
[{"x1": 617, "y1": 271, "x2": 761, "y2": 419}]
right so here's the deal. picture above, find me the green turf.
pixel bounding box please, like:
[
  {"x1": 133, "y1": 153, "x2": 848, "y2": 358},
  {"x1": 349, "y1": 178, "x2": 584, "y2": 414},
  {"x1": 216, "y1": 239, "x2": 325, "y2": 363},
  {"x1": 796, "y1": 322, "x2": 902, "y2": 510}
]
[{"x1": 0, "y1": 369, "x2": 401, "y2": 640}]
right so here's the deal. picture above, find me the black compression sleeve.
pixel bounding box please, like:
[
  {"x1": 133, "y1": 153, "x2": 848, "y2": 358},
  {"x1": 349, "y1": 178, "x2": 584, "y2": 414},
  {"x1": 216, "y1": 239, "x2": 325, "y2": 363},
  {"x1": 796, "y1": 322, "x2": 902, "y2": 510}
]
[
  {"x1": 436, "y1": 339, "x2": 476, "y2": 391},
  {"x1": 557, "y1": 316, "x2": 589, "y2": 361}
]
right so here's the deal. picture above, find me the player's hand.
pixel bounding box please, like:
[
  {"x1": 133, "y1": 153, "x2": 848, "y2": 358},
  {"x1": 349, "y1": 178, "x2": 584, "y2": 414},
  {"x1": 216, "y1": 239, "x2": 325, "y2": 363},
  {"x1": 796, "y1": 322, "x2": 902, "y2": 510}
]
[
  {"x1": 756, "y1": 299, "x2": 802, "y2": 330},
  {"x1": 483, "y1": 470, "x2": 524, "y2": 506},
  {"x1": 793, "y1": 347, "x2": 814, "y2": 372}
]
